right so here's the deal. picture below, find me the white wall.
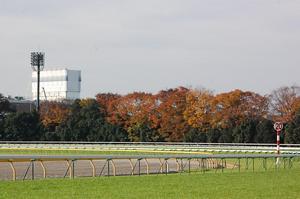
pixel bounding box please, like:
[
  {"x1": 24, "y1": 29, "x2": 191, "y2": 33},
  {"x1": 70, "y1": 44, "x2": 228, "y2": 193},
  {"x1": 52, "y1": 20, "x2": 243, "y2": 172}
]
[{"x1": 32, "y1": 69, "x2": 81, "y2": 101}]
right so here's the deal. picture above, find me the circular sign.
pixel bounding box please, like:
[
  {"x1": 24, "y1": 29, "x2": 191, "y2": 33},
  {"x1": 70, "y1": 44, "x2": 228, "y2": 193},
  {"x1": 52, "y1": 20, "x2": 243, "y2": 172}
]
[{"x1": 274, "y1": 122, "x2": 283, "y2": 131}]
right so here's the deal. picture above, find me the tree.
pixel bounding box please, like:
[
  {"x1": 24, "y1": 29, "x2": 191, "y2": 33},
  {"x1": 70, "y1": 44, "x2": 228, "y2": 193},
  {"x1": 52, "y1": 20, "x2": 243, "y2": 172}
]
[
  {"x1": 218, "y1": 128, "x2": 233, "y2": 143},
  {"x1": 255, "y1": 119, "x2": 275, "y2": 143},
  {"x1": 184, "y1": 128, "x2": 207, "y2": 142},
  {"x1": 206, "y1": 129, "x2": 221, "y2": 143},
  {"x1": 107, "y1": 92, "x2": 160, "y2": 141},
  {"x1": 40, "y1": 101, "x2": 70, "y2": 132},
  {"x1": 211, "y1": 90, "x2": 268, "y2": 129},
  {"x1": 1, "y1": 112, "x2": 42, "y2": 141},
  {"x1": 56, "y1": 99, "x2": 104, "y2": 141},
  {"x1": 0, "y1": 93, "x2": 10, "y2": 119},
  {"x1": 184, "y1": 88, "x2": 214, "y2": 132},
  {"x1": 56, "y1": 99, "x2": 128, "y2": 141},
  {"x1": 285, "y1": 110, "x2": 300, "y2": 143},
  {"x1": 269, "y1": 86, "x2": 300, "y2": 123},
  {"x1": 154, "y1": 87, "x2": 190, "y2": 141},
  {"x1": 232, "y1": 120, "x2": 258, "y2": 143},
  {"x1": 95, "y1": 93, "x2": 121, "y2": 117}
]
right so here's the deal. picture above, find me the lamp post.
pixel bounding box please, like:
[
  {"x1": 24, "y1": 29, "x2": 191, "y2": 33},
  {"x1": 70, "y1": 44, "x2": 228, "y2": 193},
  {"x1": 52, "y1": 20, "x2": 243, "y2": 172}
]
[{"x1": 31, "y1": 52, "x2": 44, "y2": 112}]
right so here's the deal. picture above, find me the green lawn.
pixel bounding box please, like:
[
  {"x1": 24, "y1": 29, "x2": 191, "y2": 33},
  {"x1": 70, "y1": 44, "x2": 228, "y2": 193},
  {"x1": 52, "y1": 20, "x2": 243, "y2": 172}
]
[
  {"x1": 0, "y1": 169, "x2": 299, "y2": 199},
  {"x1": 0, "y1": 149, "x2": 193, "y2": 156}
]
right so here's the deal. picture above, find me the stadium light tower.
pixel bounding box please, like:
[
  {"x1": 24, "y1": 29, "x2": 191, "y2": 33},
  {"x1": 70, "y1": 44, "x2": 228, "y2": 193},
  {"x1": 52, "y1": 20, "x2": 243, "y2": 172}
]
[{"x1": 31, "y1": 52, "x2": 45, "y2": 112}]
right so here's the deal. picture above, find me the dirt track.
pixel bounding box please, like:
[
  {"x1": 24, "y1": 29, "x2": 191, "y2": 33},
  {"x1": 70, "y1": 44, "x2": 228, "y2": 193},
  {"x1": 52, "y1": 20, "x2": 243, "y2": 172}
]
[{"x1": 0, "y1": 159, "x2": 209, "y2": 180}]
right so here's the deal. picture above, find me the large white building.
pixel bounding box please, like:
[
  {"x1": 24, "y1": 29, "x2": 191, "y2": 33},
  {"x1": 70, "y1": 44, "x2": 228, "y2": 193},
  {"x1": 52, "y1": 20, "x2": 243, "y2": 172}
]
[{"x1": 32, "y1": 69, "x2": 81, "y2": 101}]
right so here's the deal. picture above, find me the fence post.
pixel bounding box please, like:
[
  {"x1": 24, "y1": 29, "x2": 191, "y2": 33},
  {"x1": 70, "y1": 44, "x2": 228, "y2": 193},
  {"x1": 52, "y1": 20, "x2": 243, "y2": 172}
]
[
  {"x1": 31, "y1": 160, "x2": 35, "y2": 180},
  {"x1": 9, "y1": 162, "x2": 16, "y2": 181},
  {"x1": 107, "y1": 159, "x2": 110, "y2": 177}
]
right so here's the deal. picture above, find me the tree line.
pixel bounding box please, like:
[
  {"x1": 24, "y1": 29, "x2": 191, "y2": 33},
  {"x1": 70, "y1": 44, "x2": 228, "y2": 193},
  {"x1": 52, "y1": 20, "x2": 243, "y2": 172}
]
[{"x1": 0, "y1": 86, "x2": 300, "y2": 143}]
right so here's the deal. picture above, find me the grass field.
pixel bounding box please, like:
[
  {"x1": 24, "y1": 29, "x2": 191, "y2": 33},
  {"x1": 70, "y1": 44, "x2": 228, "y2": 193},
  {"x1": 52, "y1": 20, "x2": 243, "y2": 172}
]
[
  {"x1": 0, "y1": 149, "x2": 210, "y2": 156},
  {"x1": 0, "y1": 169, "x2": 299, "y2": 199},
  {"x1": 1, "y1": 148, "x2": 299, "y2": 198}
]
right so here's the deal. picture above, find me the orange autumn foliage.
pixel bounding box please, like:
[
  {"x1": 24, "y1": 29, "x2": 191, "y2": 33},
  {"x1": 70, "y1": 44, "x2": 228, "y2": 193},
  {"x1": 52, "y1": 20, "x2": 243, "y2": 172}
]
[{"x1": 40, "y1": 101, "x2": 70, "y2": 128}]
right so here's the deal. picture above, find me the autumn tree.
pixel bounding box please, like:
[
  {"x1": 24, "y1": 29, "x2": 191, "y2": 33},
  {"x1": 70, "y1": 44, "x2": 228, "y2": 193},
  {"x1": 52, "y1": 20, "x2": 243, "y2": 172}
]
[
  {"x1": 107, "y1": 92, "x2": 160, "y2": 141},
  {"x1": 184, "y1": 88, "x2": 214, "y2": 131},
  {"x1": 95, "y1": 93, "x2": 121, "y2": 117},
  {"x1": 154, "y1": 87, "x2": 190, "y2": 141},
  {"x1": 40, "y1": 101, "x2": 70, "y2": 132},
  {"x1": 211, "y1": 90, "x2": 268, "y2": 129},
  {"x1": 269, "y1": 86, "x2": 300, "y2": 123}
]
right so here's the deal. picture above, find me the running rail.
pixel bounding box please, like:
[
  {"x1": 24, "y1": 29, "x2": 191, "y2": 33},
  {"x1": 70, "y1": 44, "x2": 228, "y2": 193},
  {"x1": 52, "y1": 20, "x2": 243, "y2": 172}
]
[
  {"x1": 1, "y1": 142, "x2": 300, "y2": 154},
  {"x1": 1, "y1": 154, "x2": 299, "y2": 181},
  {"x1": 0, "y1": 141, "x2": 300, "y2": 147}
]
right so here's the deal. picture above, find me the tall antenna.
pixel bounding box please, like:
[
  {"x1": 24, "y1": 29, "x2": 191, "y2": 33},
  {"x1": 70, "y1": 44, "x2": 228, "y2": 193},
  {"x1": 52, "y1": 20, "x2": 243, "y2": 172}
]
[{"x1": 31, "y1": 52, "x2": 45, "y2": 112}]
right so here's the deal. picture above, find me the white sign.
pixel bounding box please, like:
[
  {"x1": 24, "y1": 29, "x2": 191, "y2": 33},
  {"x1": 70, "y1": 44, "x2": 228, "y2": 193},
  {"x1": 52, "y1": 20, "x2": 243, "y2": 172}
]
[{"x1": 274, "y1": 122, "x2": 283, "y2": 131}]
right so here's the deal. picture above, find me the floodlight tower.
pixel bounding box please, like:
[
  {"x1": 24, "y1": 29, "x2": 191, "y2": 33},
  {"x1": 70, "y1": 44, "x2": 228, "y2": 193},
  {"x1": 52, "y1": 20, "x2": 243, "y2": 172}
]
[{"x1": 31, "y1": 52, "x2": 45, "y2": 112}]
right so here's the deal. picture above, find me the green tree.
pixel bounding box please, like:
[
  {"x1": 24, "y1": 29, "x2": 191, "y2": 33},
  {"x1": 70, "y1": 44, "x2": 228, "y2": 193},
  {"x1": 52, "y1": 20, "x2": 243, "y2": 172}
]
[
  {"x1": 232, "y1": 120, "x2": 258, "y2": 143},
  {"x1": 127, "y1": 123, "x2": 162, "y2": 142},
  {"x1": 0, "y1": 93, "x2": 11, "y2": 119},
  {"x1": 206, "y1": 129, "x2": 221, "y2": 143},
  {"x1": 1, "y1": 112, "x2": 42, "y2": 141},
  {"x1": 218, "y1": 128, "x2": 233, "y2": 143},
  {"x1": 56, "y1": 99, "x2": 128, "y2": 141},
  {"x1": 255, "y1": 119, "x2": 275, "y2": 143},
  {"x1": 184, "y1": 128, "x2": 207, "y2": 143},
  {"x1": 285, "y1": 110, "x2": 300, "y2": 143}
]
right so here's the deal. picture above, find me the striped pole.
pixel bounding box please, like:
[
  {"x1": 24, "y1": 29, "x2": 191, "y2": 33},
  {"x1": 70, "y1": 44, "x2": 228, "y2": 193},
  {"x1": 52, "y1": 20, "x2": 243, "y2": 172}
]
[
  {"x1": 276, "y1": 130, "x2": 281, "y2": 165},
  {"x1": 276, "y1": 130, "x2": 280, "y2": 155},
  {"x1": 274, "y1": 122, "x2": 283, "y2": 165}
]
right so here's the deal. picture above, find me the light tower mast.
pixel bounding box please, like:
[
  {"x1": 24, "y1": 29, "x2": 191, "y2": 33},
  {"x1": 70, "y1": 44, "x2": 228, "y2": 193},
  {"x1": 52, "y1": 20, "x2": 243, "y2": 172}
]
[{"x1": 31, "y1": 52, "x2": 45, "y2": 112}]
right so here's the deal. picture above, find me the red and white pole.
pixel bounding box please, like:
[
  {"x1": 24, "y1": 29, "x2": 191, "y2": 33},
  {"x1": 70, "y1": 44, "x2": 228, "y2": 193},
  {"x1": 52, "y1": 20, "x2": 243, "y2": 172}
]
[
  {"x1": 274, "y1": 122, "x2": 283, "y2": 165},
  {"x1": 276, "y1": 130, "x2": 280, "y2": 155}
]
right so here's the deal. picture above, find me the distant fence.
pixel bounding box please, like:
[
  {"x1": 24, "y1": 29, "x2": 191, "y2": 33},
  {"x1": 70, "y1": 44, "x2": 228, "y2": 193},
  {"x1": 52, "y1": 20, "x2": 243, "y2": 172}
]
[
  {"x1": 0, "y1": 141, "x2": 300, "y2": 147},
  {"x1": 0, "y1": 154, "x2": 299, "y2": 181},
  {"x1": 1, "y1": 141, "x2": 300, "y2": 154}
]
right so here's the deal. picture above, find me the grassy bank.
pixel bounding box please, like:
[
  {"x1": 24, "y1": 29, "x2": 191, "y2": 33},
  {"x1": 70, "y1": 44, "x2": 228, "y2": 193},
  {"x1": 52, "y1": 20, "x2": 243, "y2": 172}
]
[
  {"x1": 0, "y1": 148, "x2": 210, "y2": 156},
  {"x1": 0, "y1": 169, "x2": 299, "y2": 199}
]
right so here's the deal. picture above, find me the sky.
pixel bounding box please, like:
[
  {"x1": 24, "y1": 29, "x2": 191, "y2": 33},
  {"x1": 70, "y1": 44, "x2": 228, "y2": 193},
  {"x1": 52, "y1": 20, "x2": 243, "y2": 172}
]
[{"x1": 0, "y1": 0, "x2": 299, "y2": 98}]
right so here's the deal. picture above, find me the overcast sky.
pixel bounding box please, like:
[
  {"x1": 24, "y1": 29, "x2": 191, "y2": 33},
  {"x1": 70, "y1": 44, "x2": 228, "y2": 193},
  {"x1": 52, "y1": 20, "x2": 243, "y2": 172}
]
[{"x1": 0, "y1": 0, "x2": 299, "y2": 98}]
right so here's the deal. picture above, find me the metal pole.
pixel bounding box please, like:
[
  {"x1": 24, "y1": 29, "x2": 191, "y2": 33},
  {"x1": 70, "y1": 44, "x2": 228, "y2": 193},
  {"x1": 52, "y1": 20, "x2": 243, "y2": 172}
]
[
  {"x1": 37, "y1": 58, "x2": 40, "y2": 112},
  {"x1": 264, "y1": 158, "x2": 267, "y2": 171},
  {"x1": 138, "y1": 159, "x2": 141, "y2": 176},
  {"x1": 107, "y1": 160, "x2": 110, "y2": 177},
  {"x1": 32, "y1": 160, "x2": 34, "y2": 180},
  {"x1": 276, "y1": 130, "x2": 280, "y2": 165},
  {"x1": 9, "y1": 162, "x2": 16, "y2": 181},
  {"x1": 72, "y1": 160, "x2": 75, "y2": 179},
  {"x1": 181, "y1": 159, "x2": 183, "y2": 173},
  {"x1": 289, "y1": 158, "x2": 292, "y2": 169},
  {"x1": 221, "y1": 158, "x2": 224, "y2": 173}
]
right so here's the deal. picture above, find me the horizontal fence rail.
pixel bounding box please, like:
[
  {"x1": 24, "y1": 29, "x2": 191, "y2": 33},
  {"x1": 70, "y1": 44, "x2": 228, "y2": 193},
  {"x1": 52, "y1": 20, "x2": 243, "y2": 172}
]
[
  {"x1": 1, "y1": 142, "x2": 300, "y2": 154},
  {"x1": 1, "y1": 141, "x2": 300, "y2": 147},
  {"x1": 0, "y1": 154, "x2": 299, "y2": 181}
]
